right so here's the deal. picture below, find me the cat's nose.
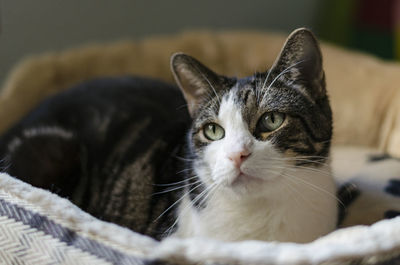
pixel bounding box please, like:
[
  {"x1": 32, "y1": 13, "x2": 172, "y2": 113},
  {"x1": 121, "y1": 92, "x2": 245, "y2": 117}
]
[{"x1": 228, "y1": 149, "x2": 251, "y2": 168}]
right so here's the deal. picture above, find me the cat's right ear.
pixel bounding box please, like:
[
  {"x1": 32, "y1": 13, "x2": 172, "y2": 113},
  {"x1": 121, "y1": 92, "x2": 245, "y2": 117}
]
[{"x1": 170, "y1": 53, "x2": 223, "y2": 117}]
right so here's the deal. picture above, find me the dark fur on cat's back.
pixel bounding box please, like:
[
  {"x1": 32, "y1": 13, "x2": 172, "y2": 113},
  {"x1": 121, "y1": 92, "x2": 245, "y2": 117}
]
[{"x1": 0, "y1": 77, "x2": 191, "y2": 239}]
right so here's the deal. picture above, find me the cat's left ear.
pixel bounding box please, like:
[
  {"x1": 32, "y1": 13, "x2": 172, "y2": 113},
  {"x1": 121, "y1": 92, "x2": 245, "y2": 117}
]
[
  {"x1": 170, "y1": 53, "x2": 226, "y2": 117},
  {"x1": 270, "y1": 28, "x2": 325, "y2": 97}
]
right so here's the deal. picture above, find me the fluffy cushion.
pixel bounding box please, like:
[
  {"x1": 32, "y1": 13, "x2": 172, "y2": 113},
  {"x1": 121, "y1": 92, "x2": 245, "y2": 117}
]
[
  {"x1": 1, "y1": 165, "x2": 400, "y2": 265},
  {"x1": 1, "y1": 31, "x2": 400, "y2": 156}
]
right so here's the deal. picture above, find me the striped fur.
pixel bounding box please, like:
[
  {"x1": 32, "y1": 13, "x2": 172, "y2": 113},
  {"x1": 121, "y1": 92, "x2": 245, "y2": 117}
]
[
  {"x1": 0, "y1": 28, "x2": 337, "y2": 242},
  {"x1": 0, "y1": 77, "x2": 190, "y2": 240}
]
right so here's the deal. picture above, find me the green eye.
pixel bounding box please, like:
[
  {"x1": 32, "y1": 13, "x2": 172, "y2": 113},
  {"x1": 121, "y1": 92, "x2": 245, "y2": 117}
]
[
  {"x1": 203, "y1": 123, "x2": 225, "y2": 141},
  {"x1": 258, "y1": 112, "x2": 285, "y2": 132}
]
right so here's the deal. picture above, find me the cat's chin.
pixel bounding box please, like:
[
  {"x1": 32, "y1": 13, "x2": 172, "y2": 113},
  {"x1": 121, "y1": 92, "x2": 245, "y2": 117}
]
[
  {"x1": 231, "y1": 173, "x2": 263, "y2": 187},
  {"x1": 218, "y1": 170, "x2": 284, "y2": 198},
  {"x1": 223, "y1": 172, "x2": 272, "y2": 196}
]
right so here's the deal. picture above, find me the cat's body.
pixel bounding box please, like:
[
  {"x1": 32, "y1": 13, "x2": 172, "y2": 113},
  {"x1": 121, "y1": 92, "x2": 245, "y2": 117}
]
[
  {"x1": 0, "y1": 29, "x2": 338, "y2": 242},
  {"x1": 0, "y1": 77, "x2": 189, "y2": 239}
]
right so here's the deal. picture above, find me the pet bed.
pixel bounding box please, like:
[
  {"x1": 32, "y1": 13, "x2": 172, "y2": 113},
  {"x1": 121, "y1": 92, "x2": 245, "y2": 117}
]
[{"x1": 1, "y1": 31, "x2": 400, "y2": 264}]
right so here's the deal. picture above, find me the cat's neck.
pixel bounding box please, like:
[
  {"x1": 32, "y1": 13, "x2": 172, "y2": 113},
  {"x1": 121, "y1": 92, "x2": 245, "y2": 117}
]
[{"x1": 174, "y1": 164, "x2": 338, "y2": 243}]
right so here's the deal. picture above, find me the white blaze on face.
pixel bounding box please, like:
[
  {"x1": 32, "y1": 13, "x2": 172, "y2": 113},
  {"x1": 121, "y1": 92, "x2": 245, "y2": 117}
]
[{"x1": 202, "y1": 90, "x2": 284, "y2": 189}]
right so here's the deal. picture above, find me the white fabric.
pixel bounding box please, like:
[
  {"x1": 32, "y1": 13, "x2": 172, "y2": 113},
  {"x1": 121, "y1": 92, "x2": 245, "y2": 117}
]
[{"x1": 0, "y1": 146, "x2": 400, "y2": 264}]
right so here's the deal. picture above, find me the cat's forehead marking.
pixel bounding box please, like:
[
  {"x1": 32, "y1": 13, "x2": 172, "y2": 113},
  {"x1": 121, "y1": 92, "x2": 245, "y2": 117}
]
[
  {"x1": 218, "y1": 89, "x2": 245, "y2": 128},
  {"x1": 230, "y1": 80, "x2": 255, "y2": 105}
]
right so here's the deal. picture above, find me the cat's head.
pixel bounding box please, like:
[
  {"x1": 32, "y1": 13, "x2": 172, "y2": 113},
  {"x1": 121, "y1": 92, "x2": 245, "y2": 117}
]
[{"x1": 171, "y1": 28, "x2": 332, "y2": 197}]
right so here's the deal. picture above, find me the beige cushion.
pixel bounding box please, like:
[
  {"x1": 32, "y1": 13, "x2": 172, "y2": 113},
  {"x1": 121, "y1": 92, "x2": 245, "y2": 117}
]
[{"x1": 1, "y1": 31, "x2": 400, "y2": 156}]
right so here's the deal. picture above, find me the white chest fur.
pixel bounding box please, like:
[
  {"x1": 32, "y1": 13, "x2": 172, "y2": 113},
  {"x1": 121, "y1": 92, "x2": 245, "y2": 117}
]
[
  {"x1": 174, "y1": 164, "x2": 337, "y2": 243},
  {"x1": 173, "y1": 91, "x2": 337, "y2": 243}
]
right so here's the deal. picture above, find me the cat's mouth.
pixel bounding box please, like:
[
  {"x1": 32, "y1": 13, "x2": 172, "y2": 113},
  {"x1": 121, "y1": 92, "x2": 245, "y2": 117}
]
[{"x1": 230, "y1": 172, "x2": 263, "y2": 186}]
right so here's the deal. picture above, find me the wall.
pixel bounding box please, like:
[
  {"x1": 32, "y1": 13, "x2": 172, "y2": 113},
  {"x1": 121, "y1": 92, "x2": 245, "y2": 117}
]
[{"x1": 0, "y1": 0, "x2": 321, "y2": 84}]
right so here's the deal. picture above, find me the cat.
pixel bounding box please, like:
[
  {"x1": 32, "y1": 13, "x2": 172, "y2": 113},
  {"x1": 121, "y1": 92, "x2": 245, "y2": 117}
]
[{"x1": 0, "y1": 28, "x2": 337, "y2": 243}]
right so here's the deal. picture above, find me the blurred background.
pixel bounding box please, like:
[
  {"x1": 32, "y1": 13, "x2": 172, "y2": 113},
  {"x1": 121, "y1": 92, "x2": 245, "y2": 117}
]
[{"x1": 0, "y1": 0, "x2": 399, "y2": 85}]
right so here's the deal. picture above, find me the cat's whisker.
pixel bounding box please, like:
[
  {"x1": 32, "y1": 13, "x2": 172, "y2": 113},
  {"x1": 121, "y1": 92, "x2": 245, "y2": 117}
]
[
  {"x1": 286, "y1": 165, "x2": 332, "y2": 177},
  {"x1": 175, "y1": 168, "x2": 194, "y2": 174},
  {"x1": 266, "y1": 60, "x2": 306, "y2": 90},
  {"x1": 154, "y1": 182, "x2": 204, "y2": 222},
  {"x1": 279, "y1": 173, "x2": 323, "y2": 212},
  {"x1": 246, "y1": 163, "x2": 336, "y2": 201},
  {"x1": 176, "y1": 101, "x2": 205, "y2": 111},
  {"x1": 287, "y1": 80, "x2": 295, "y2": 87},
  {"x1": 190, "y1": 183, "x2": 217, "y2": 210},
  {"x1": 192, "y1": 65, "x2": 221, "y2": 105},
  {"x1": 287, "y1": 154, "x2": 329, "y2": 159},
  {"x1": 260, "y1": 69, "x2": 272, "y2": 94},
  {"x1": 152, "y1": 180, "x2": 202, "y2": 195},
  {"x1": 261, "y1": 156, "x2": 330, "y2": 167},
  {"x1": 261, "y1": 60, "x2": 306, "y2": 103},
  {"x1": 195, "y1": 182, "x2": 220, "y2": 211},
  {"x1": 175, "y1": 102, "x2": 203, "y2": 111},
  {"x1": 165, "y1": 184, "x2": 207, "y2": 236},
  {"x1": 276, "y1": 155, "x2": 329, "y2": 160},
  {"x1": 200, "y1": 92, "x2": 216, "y2": 107},
  {"x1": 289, "y1": 158, "x2": 328, "y2": 164},
  {"x1": 174, "y1": 156, "x2": 196, "y2": 162},
  {"x1": 224, "y1": 167, "x2": 321, "y2": 242},
  {"x1": 279, "y1": 173, "x2": 343, "y2": 220},
  {"x1": 152, "y1": 175, "x2": 198, "y2": 187},
  {"x1": 284, "y1": 155, "x2": 327, "y2": 161},
  {"x1": 259, "y1": 161, "x2": 331, "y2": 175},
  {"x1": 253, "y1": 163, "x2": 332, "y2": 178},
  {"x1": 165, "y1": 182, "x2": 219, "y2": 237},
  {"x1": 280, "y1": 172, "x2": 344, "y2": 207}
]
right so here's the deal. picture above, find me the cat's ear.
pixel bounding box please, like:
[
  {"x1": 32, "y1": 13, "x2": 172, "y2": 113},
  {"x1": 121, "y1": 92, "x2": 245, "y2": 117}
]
[
  {"x1": 270, "y1": 28, "x2": 325, "y2": 97},
  {"x1": 171, "y1": 53, "x2": 224, "y2": 116}
]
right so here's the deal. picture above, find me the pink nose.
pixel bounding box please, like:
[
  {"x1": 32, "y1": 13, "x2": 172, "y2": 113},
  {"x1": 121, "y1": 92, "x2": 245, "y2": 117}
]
[{"x1": 228, "y1": 149, "x2": 251, "y2": 168}]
